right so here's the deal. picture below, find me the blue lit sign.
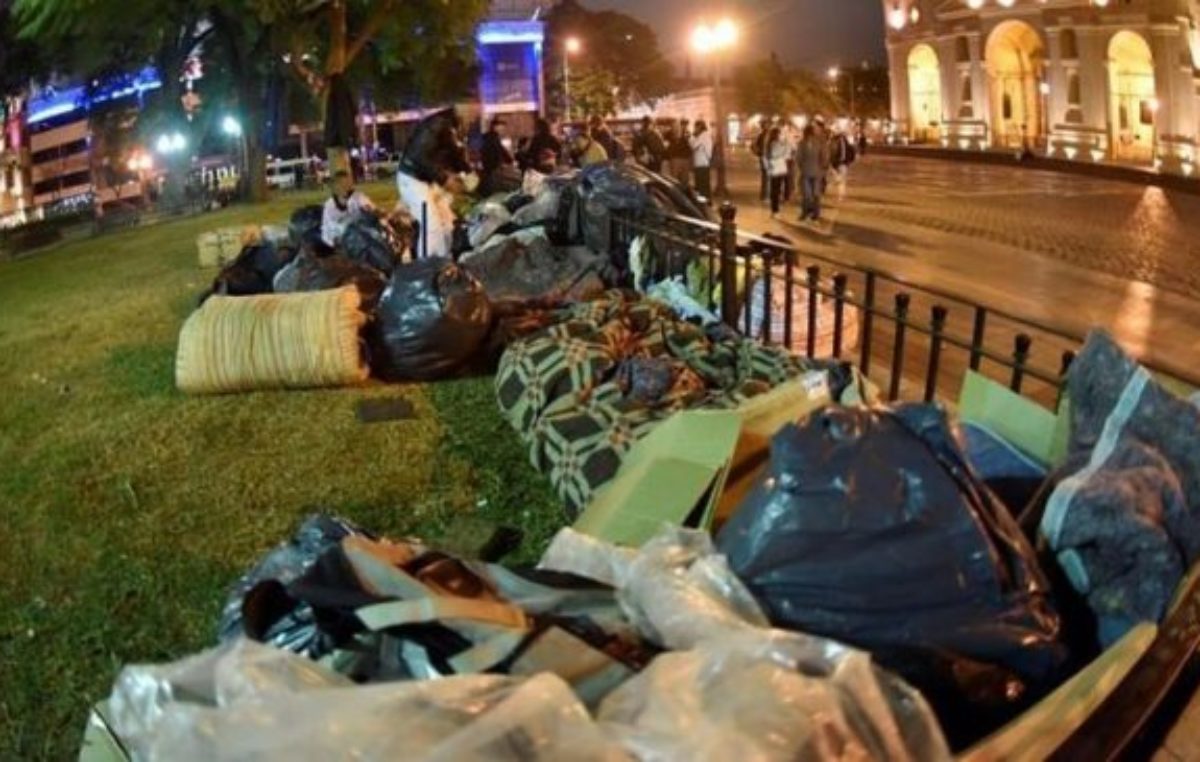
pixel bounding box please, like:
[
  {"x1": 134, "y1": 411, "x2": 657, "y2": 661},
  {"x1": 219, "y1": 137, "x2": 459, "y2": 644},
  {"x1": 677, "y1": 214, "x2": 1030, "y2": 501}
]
[
  {"x1": 26, "y1": 67, "x2": 162, "y2": 125},
  {"x1": 477, "y1": 22, "x2": 544, "y2": 112}
]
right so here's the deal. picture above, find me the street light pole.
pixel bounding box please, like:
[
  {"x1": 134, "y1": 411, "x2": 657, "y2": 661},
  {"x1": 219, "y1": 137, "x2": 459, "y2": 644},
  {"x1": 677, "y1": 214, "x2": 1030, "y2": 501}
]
[
  {"x1": 692, "y1": 18, "x2": 737, "y2": 199},
  {"x1": 564, "y1": 37, "x2": 581, "y2": 123},
  {"x1": 713, "y1": 54, "x2": 728, "y2": 197}
]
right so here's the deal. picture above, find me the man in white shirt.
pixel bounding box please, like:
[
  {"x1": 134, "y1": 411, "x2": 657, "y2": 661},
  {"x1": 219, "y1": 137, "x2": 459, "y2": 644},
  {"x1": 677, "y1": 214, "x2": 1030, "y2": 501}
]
[
  {"x1": 689, "y1": 119, "x2": 715, "y2": 200},
  {"x1": 321, "y1": 170, "x2": 375, "y2": 247}
]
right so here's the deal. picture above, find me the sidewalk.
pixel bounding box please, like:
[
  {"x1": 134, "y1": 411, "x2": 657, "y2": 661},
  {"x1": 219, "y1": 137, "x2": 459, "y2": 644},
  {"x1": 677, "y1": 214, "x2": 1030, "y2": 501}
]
[{"x1": 721, "y1": 157, "x2": 1200, "y2": 386}]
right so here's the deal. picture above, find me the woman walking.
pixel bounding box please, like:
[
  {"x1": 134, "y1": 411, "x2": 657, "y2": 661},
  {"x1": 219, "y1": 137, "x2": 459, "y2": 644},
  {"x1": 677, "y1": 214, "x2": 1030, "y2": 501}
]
[
  {"x1": 766, "y1": 127, "x2": 789, "y2": 217},
  {"x1": 689, "y1": 119, "x2": 714, "y2": 199}
]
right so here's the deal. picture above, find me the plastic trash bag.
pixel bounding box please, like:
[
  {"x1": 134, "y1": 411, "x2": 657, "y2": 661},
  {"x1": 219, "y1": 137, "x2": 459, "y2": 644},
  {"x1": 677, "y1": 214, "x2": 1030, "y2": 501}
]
[
  {"x1": 598, "y1": 632, "x2": 951, "y2": 762},
  {"x1": 204, "y1": 242, "x2": 297, "y2": 302},
  {"x1": 461, "y1": 236, "x2": 607, "y2": 304},
  {"x1": 107, "y1": 640, "x2": 623, "y2": 762},
  {"x1": 217, "y1": 515, "x2": 363, "y2": 652},
  {"x1": 272, "y1": 246, "x2": 388, "y2": 311},
  {"x1": 579, "y1": 162, "x2": 652, "y2": 212},
  {"x1": 511, "y1": 184, "x2": 563, "y2": 228},
  {"x1": 645, "y1": 278, "x2": 719, "y2": 325},
  {"x1": 467, "y1": 200, "x2": 513, "y2": 249},
  {"x1": 366, "y1": 258, "x2": 493, "y2": 381},
  {"x1": 399, "y1": 108, "x2": 470, "y2": 185},
  {"x1": 1042, "y1": 330, "x2": 1200, "y2": 646},
  {"x1": 339, "y1": 214, "x2": 404, "y2": 274},
  {"x1": 288, "y1": 205, "x2": 324, "y2": 248},
  {"x1": 716, "y1": 404, "x2": 1066, "y2": 747}
]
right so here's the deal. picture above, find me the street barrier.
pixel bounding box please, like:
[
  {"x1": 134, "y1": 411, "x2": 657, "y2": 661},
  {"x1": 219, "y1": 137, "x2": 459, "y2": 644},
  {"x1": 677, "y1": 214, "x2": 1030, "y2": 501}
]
[{"x1": 612, "y1": 201, "x2": 1200, "y2": 408}]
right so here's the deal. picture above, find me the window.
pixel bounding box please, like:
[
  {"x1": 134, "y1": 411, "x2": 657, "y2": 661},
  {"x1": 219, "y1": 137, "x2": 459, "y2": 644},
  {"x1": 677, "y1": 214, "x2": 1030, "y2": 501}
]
[
  {"x1": 1140, "y1": 100, "x2": 1156, "y2": 125},
  {"x1": 1060, "y1": 29, "x2": 1079, "y2": 60},
  {"x1": 1003, "y1": 93, "x2": 1014, "y2": 120},
  {"x1": 1068, "y1": 73, "x2": 1081, "y2": 106},
  {"x1": 959, "y1": 76, "x2": 974, "y2": 117}
]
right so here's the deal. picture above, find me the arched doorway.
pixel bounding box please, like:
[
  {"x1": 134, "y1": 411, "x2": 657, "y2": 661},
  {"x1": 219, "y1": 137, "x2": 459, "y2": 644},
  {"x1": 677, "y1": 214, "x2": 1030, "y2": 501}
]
[
  {"x1": 1108, "y1": 31, "x2": 1156, "y2": 164},
  {"x1": 985, "y1": 21, "x2": 1046, "y2": 149},
  {"x1": 907, "y1": 44, "x2": 942, "y2": 143}
]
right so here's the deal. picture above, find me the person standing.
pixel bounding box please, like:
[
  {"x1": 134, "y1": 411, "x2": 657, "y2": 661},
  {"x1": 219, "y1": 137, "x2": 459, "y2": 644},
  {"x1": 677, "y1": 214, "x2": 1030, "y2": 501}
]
[
  {"x1": 689, "y1": 119, "x2": 715, "y2": 199},
  {"x1": 570, "y1": 127, "x2": 609, "y2": 168},
  {"x1": 753, "y1": 123, "x2": 770, "y2": 201},
  {"x1": 798, "y1": 124, "x2": 829, "y2": 223},
  {"x1": 590, "y1": 115, "x2": 624, "y2": 162},
  {"x1": 633, "y1": 116, "x2": 667, "y2": 173},
  {"x1": 667, "y1": 122, "x2": 693, "y2": 188},
  {"x1": 479, "y1": 117, "x2": 516, "y2": 195},
  {"x1": 783, "y1": 121, "x2": 799, "y2": 203},
  {"x1": 766, "y1": 127, "x2": 790, "y2": 217},
  {"x1": 829, "y1": 126, "x2": 856, "y2": 187}
]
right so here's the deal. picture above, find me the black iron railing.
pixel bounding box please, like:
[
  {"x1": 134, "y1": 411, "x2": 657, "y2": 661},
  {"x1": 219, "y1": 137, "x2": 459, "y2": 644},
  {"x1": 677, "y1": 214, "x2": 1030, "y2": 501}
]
[{"x1": 611, "y1": 201, "x2": 1198, "y2": 408}]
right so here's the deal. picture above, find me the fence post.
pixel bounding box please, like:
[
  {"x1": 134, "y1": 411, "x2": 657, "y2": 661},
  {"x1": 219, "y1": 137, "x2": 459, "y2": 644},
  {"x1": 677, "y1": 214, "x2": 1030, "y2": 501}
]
[
  {"x1": 889, "y1": 292, "x2": 911, "y2": 401},
  {"x1": 860, "y1": 271, "x2": 876, "y2": 375},
  {"x1": 719, "y1": 202, "x2": 739, "y2": 328},
  {"x1": 783, "y1": 251, "x2": 796, "y2": 350},
  {"x1": 925, "y1": 305, "x2": 948, "y2": 402},
  {"x1": 762, "y1": 252, "x2": 773, "y2": 345},
  {"x1": 832, "y1": 273, "x2": 848, "y2": 359},
  {"x1": 1056, "y1": 350, "x2": 1076, "y2": 411},
  {"x1": 969, "y1": 307, "x2": 987, "y2": 371},
  {"x1": 421, "y1": 201, "x2": 428, "y2": 260},
  {"x1": 806, "y1": 265, "x2": 820, "y2": 358},
  {"x1": 1011, "y1": 333, "x2": 1033, "y2": 393}
]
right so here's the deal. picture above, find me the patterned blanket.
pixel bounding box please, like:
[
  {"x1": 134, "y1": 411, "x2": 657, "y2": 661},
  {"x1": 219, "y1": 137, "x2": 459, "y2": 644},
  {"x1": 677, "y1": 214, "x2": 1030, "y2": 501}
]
[{"x1": 496, "y1": 292, "x2": 827, "y2": 515}]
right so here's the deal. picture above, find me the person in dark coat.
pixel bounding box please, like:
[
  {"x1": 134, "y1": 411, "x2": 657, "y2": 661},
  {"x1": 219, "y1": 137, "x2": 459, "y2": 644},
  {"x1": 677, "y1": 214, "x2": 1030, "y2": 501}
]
[
  {"x1": 632, "y1": 116, "x2": 667, "y2": 173},
  {"x1": 523, "y1": 118, "x2": 563, "y2": 174},
  {"x1": 589, "y1": 115, "x2": 624, "y2": 162},
  {"x1": 480, "y1": 117, "x2": 516, "y2": 195}
]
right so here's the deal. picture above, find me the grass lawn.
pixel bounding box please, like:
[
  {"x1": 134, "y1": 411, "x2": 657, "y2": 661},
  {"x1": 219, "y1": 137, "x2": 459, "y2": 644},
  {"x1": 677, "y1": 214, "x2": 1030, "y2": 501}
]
[{"x1": 0, "y1": 184, "x2": 564, "y2": 760}]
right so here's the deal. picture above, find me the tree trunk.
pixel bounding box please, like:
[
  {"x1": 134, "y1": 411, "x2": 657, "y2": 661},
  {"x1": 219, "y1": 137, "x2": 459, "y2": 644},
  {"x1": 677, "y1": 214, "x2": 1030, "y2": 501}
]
[
  {"x1": 324, "y1": 0, "x2": 352, "y2": 177},
  {"x1": 243, "y1": 84, "x2": 269, "y2": 203}
]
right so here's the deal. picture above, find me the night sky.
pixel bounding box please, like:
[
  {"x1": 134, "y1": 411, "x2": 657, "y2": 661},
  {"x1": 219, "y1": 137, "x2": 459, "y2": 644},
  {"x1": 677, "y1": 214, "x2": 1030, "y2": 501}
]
[{"x1": 582, "y1": 0, "x2": 886, "y2": 72}]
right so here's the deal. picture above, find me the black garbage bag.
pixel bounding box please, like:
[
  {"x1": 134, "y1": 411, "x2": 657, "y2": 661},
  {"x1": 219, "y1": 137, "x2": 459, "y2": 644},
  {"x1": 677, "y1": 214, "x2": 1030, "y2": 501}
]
[
  {"x1": 272, "y1": 245, "x2": 388, "y2": 310},
  {"x1": 399, "y1": 108, "x2": 470, "y2": 184},
  {"x1": 217, "y1": 514, "x2": 365, "y2": 655},
  {"x1": 366, "y1": 258, "x2": 494, "y2": 381},
  {"x1": 289, "y1": 205, "x2": 324, "y2": 248},
  {"x1": 462, "y1": 235, "x2": 607, "y2": 304},
  {"x1": 1041, "y1": 330, "x2": 1200, "y2": 646},
  {"x1": 623, "y1": 162, "x2": 712, "y2": 220},
  {"x1": 717, "y1": 403, "x2": 1067, "y2": 746},
  {"x1": 579, "y1": 162, "x2": 651, "y2": 212},
  {"x1": 203, "y1": 241, "x2": 296, "y2": 302},
  {"x1": 340, "y1": 213, "x2": 404, "y2": 274}
]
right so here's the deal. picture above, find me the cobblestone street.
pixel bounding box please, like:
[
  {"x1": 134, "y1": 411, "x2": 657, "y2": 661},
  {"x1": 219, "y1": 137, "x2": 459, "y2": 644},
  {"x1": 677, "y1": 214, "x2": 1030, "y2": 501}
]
[{"x1": 728, "y1": 153, "x2": 1200, "y2": 380}]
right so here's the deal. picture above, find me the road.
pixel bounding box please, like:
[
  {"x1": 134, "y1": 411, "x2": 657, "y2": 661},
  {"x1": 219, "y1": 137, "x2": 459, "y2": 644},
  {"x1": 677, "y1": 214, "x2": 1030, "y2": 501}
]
[{"x1": 723, "y1": 153, "x2": 1200, "y2": 389}]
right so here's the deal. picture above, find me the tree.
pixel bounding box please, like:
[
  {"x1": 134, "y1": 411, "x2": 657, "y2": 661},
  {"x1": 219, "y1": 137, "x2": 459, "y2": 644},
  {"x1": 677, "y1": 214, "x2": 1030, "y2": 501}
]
[
  {"x1": 14, "y1": 0, "x2": 279, "y2": 203},
  {"x1": 545, "y1": 0, "x2": 673, "y2": 115},
  {"x1": 560, "y1": 65, "x2": 618, "y2": 119},
  {"x1": 733, "y1": 54, "x2": 842, "y2": 120},
  {"x1": 252, "y1": 0, "x2": 488, "y2": 174}
]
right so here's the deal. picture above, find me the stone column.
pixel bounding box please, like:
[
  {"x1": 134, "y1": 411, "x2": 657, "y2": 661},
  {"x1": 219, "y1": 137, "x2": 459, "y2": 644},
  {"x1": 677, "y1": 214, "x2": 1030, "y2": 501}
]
[
  {"x1": 937, "y1": 37, "x2": 960, "y2": 129},
  {"x1": 888, "y1": 42, "x2": 911, "y2": 133},
  {"x1": 1150, "y1": 24, "x2": 1197, "y2": 169},
  {"x1": 1076, "y1": 28, "x2": 1110, "y2": 146},
  {"x1": 1045, "y1": 28, "x2": 1069, "y2": 128},
  {"x1": 968, "y1": 33, "x2": 989, "y2": 142}
]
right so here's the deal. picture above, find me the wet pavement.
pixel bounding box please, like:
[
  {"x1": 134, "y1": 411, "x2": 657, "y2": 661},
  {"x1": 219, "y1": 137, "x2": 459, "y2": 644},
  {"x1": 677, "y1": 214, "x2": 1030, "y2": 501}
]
[{"x1": 726, "y1": 154, "x2": 1200, "y2": 384}]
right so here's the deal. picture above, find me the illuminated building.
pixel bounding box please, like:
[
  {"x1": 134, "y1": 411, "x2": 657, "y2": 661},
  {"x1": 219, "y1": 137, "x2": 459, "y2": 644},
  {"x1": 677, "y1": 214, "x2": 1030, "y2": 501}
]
[{"x1": 882, "y1": 0, "x2": 1200, "y2": 174}]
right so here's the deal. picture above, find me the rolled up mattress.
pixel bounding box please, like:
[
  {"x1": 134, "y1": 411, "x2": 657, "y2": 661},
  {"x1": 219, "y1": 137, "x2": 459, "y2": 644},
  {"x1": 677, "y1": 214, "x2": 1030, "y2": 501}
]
[{"x1": 176, "y1": 286, "x2": 369, "y2": 394}]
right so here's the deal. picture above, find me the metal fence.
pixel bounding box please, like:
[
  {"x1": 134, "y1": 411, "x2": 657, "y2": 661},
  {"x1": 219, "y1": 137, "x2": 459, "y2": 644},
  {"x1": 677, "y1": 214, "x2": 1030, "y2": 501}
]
[{"x1": 612, "y1": 201, "x2": 1199, "y2": 408}]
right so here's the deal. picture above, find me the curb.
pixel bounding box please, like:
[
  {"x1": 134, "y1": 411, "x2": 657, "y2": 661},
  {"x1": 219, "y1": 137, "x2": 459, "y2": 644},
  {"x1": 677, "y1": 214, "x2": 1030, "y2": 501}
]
[{"x1": 871, "y1": 145, "x2": 1200, "y2": 195}]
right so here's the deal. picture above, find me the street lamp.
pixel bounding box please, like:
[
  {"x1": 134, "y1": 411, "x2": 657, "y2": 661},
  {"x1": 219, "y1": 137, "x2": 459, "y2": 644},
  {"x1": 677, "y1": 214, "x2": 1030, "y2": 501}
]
[
  {"x1": 692, "y1": 17, "x2": 738, "y2": 197},
  {"x1": 564, "y1": 36, "x2": 582, "y2": 123},
  {"x1": 155, "y1": 132, "x2": 186, "y2": 155},
  {"x1": 828, "y1": 66, "x2": 856, "y2": 117},
  {"x1": 222, "y1": 116, "x2": 249, "y2": 192}
]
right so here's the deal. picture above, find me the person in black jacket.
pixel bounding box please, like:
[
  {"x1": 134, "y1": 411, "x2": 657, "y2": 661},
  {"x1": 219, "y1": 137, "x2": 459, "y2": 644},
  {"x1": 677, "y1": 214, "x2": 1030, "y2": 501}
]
[
  {"x1": 522, "y1": 118, "x2": 563, "y2": 174},
  {"x1": 589, "y1": 115, "x2": 624, "y2": 162},
  {"x1": 632, "y1": 116, "x2": 666, "y2": 173},
  {"x1": 479, "y1": 117, "x2": 516, "y2": 195}
]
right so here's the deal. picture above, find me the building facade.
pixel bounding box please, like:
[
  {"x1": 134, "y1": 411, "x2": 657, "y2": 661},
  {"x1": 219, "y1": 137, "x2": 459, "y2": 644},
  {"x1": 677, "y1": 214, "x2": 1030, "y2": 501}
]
[{"x1": 883, "y1": 0, "x2": 1200, "y2": 174}]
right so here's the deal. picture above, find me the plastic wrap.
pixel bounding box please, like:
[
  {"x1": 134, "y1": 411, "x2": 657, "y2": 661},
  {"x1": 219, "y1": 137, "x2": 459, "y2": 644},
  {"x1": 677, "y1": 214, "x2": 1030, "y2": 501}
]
[
  {"x1": 366, "y1": 258, "x2": 493, "y2": 381},
  {"x1": 107, "y1": 640, "x2": 624, "y2": 762},
  {"x1": 217, "y1": 515, "x2": 362, "y2": 649},
  {"x1": 467, "y1": 201, "x2": 513, "y2": 249},
  {"x1": 598, "y1": 632, "x2": 950, "y2": 762},
  {"x1": 204, "y1": 242, "x2": 296, "y2": 300},
  {"x1": 511, "y1": 184, "x2": 563, "y2": 228}
]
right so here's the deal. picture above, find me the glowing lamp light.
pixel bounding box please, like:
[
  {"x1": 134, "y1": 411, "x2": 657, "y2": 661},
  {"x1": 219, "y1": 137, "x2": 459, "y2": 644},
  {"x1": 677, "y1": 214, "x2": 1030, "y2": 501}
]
[
  {"x1": 887, "y1": 7, "x2": 907, "y2": 30},
  {"x1": 156, "y1": 132, "x2": 187, "y2": 155},
  {"x1": 714, "y1": 18, "x2": 738, "y2": 47},
  {"x1": 221, "y1": 116, "x2": 242, "y2": 137},
  {"x1": 565, "y1": 36, "x2": 582, "y2": 55},
  {"x1": 828, "y1": 66, "x2": 840, "y2": 81},
  {"x1": 1039, "y1": 82, "x2": 1051, "y2": 96},
  {"x1": 967, "y1": 0, "x2": 985, "y2": 9},
  {"x1": 692, "y1": 18, "x2": 738, "y2": 54},
  {"x1": 1091, "y1": 149, "x2": 1106, "y2": 162}
]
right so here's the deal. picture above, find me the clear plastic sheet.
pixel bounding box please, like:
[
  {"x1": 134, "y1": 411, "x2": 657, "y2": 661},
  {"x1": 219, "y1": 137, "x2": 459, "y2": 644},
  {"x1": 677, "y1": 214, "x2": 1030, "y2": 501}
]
[
  {"x1": 598, "y1": 632, "x2": 951, "y2": 762},
  {"x1": 108, "y1": 640, "x2": 625, "y2": 762}
]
